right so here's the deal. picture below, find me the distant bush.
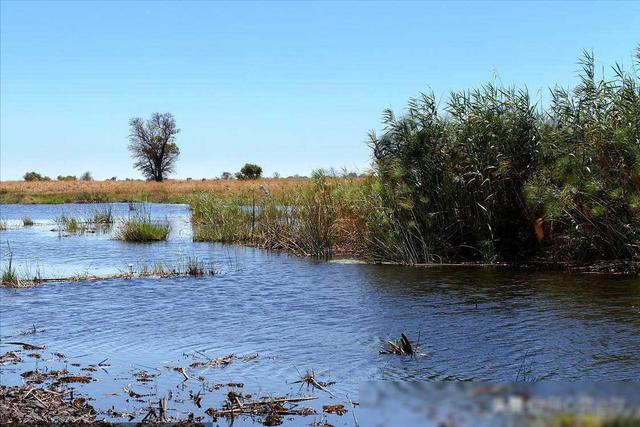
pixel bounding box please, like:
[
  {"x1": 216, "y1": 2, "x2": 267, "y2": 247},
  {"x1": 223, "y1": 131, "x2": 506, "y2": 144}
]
[
  {"x1": 24, "y1": 172, "x2": 51, "y2": 182},
  {"x1": 221, "y1": 172, "x2": 234, "y2": 180},
  {"x1": 80, "y1": 171, "x2": 93, "y2": 181},
  {"x1": 57, "y1": 175, "x2": 77, "y2": 181},
  {"x1": 236, "y1": 163, "x2": 262, "y2": 180}
]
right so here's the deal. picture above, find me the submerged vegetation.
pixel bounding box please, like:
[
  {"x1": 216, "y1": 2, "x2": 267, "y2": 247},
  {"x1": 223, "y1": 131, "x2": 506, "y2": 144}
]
[
  {"x1": 191, "y1": 50, "x2": 639, "y2": 272},
  {"x1": 55, "y1": 214, "x2": 87, "y2": 234},
  {"x1": 54, "y1": 207, "x2": 114, "y2": 235},
  {"x1": 115, "y1": 213, "x2": 170, "y2": 242}
]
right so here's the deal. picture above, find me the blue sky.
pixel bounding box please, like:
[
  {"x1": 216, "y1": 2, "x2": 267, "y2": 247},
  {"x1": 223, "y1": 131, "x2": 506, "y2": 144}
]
[{"x1": 1, "y1": 1, "x2": 638, "y2": 180}]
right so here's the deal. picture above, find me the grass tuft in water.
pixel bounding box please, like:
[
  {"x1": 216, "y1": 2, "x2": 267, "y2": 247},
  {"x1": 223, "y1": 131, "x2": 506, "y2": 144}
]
[
  {"x1": 116, "y1": 213, "x2": 170, "y2": 242},
  {"x1": 183, "y1": 256, "x2": 216, "y2": 276},
  {"x1": 55, "y1": 214, "x2": 87, "y2": 234},
  {"x1": 89, "y1": 206, "x2": 113, "y2": 225},
  {"x1": 1, "y1": 254, "x2": 19, "y2": 287}
]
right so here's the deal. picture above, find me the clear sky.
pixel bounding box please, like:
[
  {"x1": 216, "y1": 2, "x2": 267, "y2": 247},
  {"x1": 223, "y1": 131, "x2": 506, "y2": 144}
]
[{"x1": 1, "y1": 1, "x2": 638, "y2": 180}]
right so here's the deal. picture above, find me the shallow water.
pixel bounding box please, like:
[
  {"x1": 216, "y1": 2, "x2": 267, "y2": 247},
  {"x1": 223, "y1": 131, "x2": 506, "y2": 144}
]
[{"x1": 1, "y1": 203, "x2": 639, "y2": 425}]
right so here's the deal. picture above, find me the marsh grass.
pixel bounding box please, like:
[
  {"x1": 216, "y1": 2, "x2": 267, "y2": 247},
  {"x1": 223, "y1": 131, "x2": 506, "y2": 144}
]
[
  {"x1": 1, "y1": 254, "x2": 19, "y2": 287},
  {"x1": 116, "y1": 213, "x2": 170, "y2": 242},
  {"x1": 191, "y1": 171, "x2": 382, "y2": 259},
  {"x1": 0, "y1": 221, "x2": 7, "y2": 231},
  {"x1": 130, "y1": 259, "x2": 216, "y2": 277},
  {"x1": 368, "y1": 49, "x2": 640, "y2": 266},
  {"x1": 89, "y1": 206, "x2": 113, "y2": 225},
  {"x1": 55, "y1": 214, "x2": 87, "y2": 234},
  {"x1": 189, "y1": 50, "x2": 639, "y2": 270},
  {"x1": 1, "y1": 249, "x2": 42, "y2": 288},
  {"x1": 183, "y1": 256, "x2": 216, "y2": 276}
]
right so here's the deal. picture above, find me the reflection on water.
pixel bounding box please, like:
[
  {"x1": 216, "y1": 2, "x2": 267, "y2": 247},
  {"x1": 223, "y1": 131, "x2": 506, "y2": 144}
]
[{"x1": 1, "y1": 203, "x2": 639, "y2": 424}]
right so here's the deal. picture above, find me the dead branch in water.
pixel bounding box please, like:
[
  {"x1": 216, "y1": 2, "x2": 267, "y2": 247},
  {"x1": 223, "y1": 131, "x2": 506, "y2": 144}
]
[
  {"x1": 290, "y1": 368, "x2": 335, "y2": 397},
  {"x1": 206, "y1": 393, "x2": 317, "y2": 425},
  {"x1": 379, "y1": 333, "x2": 425, "y2": 356}
]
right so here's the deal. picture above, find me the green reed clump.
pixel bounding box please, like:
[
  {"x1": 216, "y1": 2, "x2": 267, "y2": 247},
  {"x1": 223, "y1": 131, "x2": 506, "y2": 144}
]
[
  {"x1": 137, "y1": 262, "x2": 171, "y2": 276},
  {"x1": 55, "y1": 214, "x2": 87, "y2": 234},
  {"x1": 183, "y1": 256, "x2": 216, "y2": 276},
  {"x1": 190, "y1": 172, "x2": 384, "y2": 259},
  {"x1": 22, "y1": 217, "x2": 34, "y2": 227},
  {"x1": 90, "y1": 206, "x2": 113, "y2": 225},
  {"x1": 524, "y1": 50, "x2": 640, "y2": 263},
  {"x1": 0, "y1": 249, "x2": 42, "y2": 288},
  {"x1": 191, "y1": 195, "x2": 253, "y2": 243},
  {"x1": 1, "y1": 254, "x2": 19, "y2": 287},
  {"x1": 116, "y1": 213, "x2": 170, "y2": 242},
  {"x1": 369, "y1": 48, "x2": 640, "y2": 266}
]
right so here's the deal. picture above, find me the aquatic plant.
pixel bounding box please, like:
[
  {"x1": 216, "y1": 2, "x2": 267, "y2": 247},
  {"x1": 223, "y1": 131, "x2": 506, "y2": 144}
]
[
  {"x1": 1, "y1": 254, "x2": 19, "y2": 287},
  {"x1": 89, "y1": 206, "x2": 113, "y2": 225},
  {"x1": 369, "y1": 48, "x2": 640, "y2": 266},
  {"x1": 137, "y1": 262, "x2": 171, "y2": 277},
  {"x1": 116, "y1": 213, "x2": 170, "y2": 242},
  {"x1": 0, "y1": 247, "x2": 42, "y2": 288},
  {"x1": 55, "y1": 214, "x2": 87, "y2": 234},
  {"x1": 191, "y1": 171, "x2": 382, "y2": 260},
  {"x1": 0, "y1": 221, "x2": 7, "y2": 231},
  {"x1": 182, "y1": 256, "x2": 216, "y2": 276}
]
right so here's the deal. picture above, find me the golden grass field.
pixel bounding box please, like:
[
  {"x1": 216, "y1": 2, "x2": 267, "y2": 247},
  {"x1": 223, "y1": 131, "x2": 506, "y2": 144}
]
[{"x1": 0, "y1": 178, "x2": 310, "y2": 204}]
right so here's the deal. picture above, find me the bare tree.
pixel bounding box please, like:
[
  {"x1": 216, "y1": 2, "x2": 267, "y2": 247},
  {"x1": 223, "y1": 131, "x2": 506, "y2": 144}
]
[{"x1": 128, "y1": 113, "x2": 180, "y2": 182}]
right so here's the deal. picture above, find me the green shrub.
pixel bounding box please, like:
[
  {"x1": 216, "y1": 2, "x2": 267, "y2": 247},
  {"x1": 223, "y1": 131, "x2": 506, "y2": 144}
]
[
  {"x1": 24, "y1": 171, "x2": 51, "y2": 181},
  {"x1": 235, "y1": 163, "x2": 263, "y2": 180}
]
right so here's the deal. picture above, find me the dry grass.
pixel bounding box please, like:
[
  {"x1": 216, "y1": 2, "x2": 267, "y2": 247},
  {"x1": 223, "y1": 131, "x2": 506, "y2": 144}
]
[{"x1": 0, "y1": 178, "x2": 313, "y2": 204}]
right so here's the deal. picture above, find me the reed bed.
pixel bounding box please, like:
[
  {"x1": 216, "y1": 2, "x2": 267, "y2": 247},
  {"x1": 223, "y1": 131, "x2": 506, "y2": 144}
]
[
  {"x1": 191, "y1": 171, "x2": 388, "y2": 260},
  {"x1": 192, "y1": 50, "x2": 639, "y2": 271},
  {"x1": 367, "y1": 49, "x2": 640, "y2": 267}
]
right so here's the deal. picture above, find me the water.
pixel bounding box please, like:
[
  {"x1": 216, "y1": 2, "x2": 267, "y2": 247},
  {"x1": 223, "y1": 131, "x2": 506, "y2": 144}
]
[{"x1": 1, "y1": 203, "x2": 639, "y2": 425}]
